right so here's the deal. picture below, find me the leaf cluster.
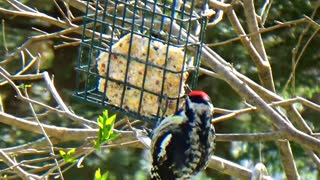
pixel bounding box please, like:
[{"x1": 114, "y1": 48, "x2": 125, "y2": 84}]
[{"x1": 95, "y1": 110, "x2": 120, "y2": 150}]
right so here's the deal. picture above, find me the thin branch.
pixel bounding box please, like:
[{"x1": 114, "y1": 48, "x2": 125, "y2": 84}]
[
  {"x1": 208, "y1": 155, "x2": 272, "y2": 180},
  {"x1": 200, "y1": 65, "x2": 314, "y2": 135},
  {"x1": 226, "y1": 7, "x2": 275, "y2": 91},
  {"x1": 283, "y1": 28, "x2": 320, "y2": 93},
  {"x1": 0, "y1": 6, "x2": 73, "y2": 29},
  {"x1": 24, "y1": 89, "x2": 64, "y2": 180},
  {"x1": 207, "y1": 18, "x2": 307, "y2": 48},
  {"x1": 5, "y1": 0, "x2": 37, "y2": 12},
  {"x1": 0, "y1": 110, "x2": 140, "y2": 148},
  {"x1": 213, "y1": 96, "x2": 320, "y2": 125},
  {"x1": 0, "y1": 149, "x2": 41, "y2": 180},
  {"x1": 0, "y1": 55, "x2": 40, "y2": 86},
  {"x1": 259, "y1": 0, "x2": 273, "y2": 26},
  {"x1": 2, "y1": 138, "x2": 51, "y2": 154},
  {"x1": 42, "y1": 72, "x2": 70, "y2": 113},
  {"x1": 0, "y1": 24, "x2": 89, "y2": 65},
  {"x1": 243, "y1": 0, "x2": 269, "y2": 63},
  {"x1": 215, "y1": 132, "x2": 283, "y2": 142},
  {"x1": 0, "y1": 67, "x2": 98, "y2": 128},
  {"x1": 52, "y1": 0, "x2": 72, "y2": 24}
]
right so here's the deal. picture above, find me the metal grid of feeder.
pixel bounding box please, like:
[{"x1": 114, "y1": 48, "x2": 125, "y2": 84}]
[{"x1": 75, "y1": 0, "x2": 209, "y2": 122}]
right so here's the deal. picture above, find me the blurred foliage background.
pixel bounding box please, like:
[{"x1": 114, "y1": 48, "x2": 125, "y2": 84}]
[{"x1": 0, "y1": 0, "x2": 320, "y2": 179}]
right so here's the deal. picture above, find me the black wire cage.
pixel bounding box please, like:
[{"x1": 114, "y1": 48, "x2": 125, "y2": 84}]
[{"x1": 75, "y1": 0, "x2": 209, "y2": 123}]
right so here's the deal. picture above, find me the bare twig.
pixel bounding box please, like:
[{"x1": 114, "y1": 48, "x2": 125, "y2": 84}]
[
  {"x1": 226, "y1": 6, "x2": 275, "y2": 91},
  {"x1": 207, "y1": 18, "x2": 307, "y2": 48},
  {"x1": 215, "y1": 132, "x2": 283, "y2": 142},
  {"x1": 283, "y1": 27, "x2": 320, "y2": 93},
  {"x1": 0, "y1": 67, "x2": 98, "y2": 128},
  {"x1": 213, "y1": 96, "x2": 320, "y2": 125},
  {"x1": 5, "y1": 0, "x2": 37, "y2": 12},
  {"x1": 243, "y1": 0, "x2": 269, "y2": 63},
  {"x1": 52, "y1": 0, "x2": 72, "y2": 24},
  {"x1": 259, "y1": 0, "x2": 273, "y2": 26},
  {"x1": 0, "y1": 149, "x2": 41, "y2": 180},
  {"x1": 23, "y1": 88, "x2": 64, "y2": 180},
  {"x1": 208, "y1": 155, "x2": 250, "y2": 179}
]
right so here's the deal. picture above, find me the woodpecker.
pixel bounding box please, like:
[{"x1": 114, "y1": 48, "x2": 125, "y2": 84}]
[{"x1": 150, "y1": 91, "x2": 215, "y2": 180}]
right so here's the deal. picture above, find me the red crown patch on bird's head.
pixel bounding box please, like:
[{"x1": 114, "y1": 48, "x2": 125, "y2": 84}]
[{"x1": 188, "y1": 91, "x2": 210, "y2": 102}]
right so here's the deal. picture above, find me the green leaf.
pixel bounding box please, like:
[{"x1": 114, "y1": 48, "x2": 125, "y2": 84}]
[
  {"x1": 102, "y1": 110, "x2": 109, "y2": 120},
  {"x1": 94, "y1": 168, "x2": 102, "y2": 180},
  {"x1": 60, "y1": 148, "x2": 77, "y2": 164},
  {"x1": 94, "y1": 140, "x2": 101, "y2": 150},
  {"x1": 106, "y1": 114, "x2": 116, "y2": 126},
  {"x1": 67, "y1": 158, "x2": 78, "y2": 164},
  {"x1": 108, "y1": 133, "x2": 120, "y2": 141},
  {"x1": 101, "y1": 171, "x2": 109, "y2": 180},
  {"x1": 18, "y1": 83, "x2": 32, "y2": 90},
  {"x1": 67, "y1": 148, "x2": 76, "y2": 156},
  {"x1": 97, "y1": 116, "x2": 104, "y2": 129},
  {"x1": 94, "y1": 168, "x2": 108, "y2": 180},
  {"x1": 59, "y1": 150, "x2": 66, "y2": 157},
  {"x1": 95, "y1": 110, "x2": 120, "y2": 150}
]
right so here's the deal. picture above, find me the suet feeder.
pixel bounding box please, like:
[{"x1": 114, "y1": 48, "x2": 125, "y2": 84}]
[{"x1": 75, "y1": 0, "x2": 209, "y2": 122}]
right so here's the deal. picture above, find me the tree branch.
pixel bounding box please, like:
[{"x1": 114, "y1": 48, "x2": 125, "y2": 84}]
[{"x1": 0, "y1": 149, "x2": 41, "y2": 180}]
